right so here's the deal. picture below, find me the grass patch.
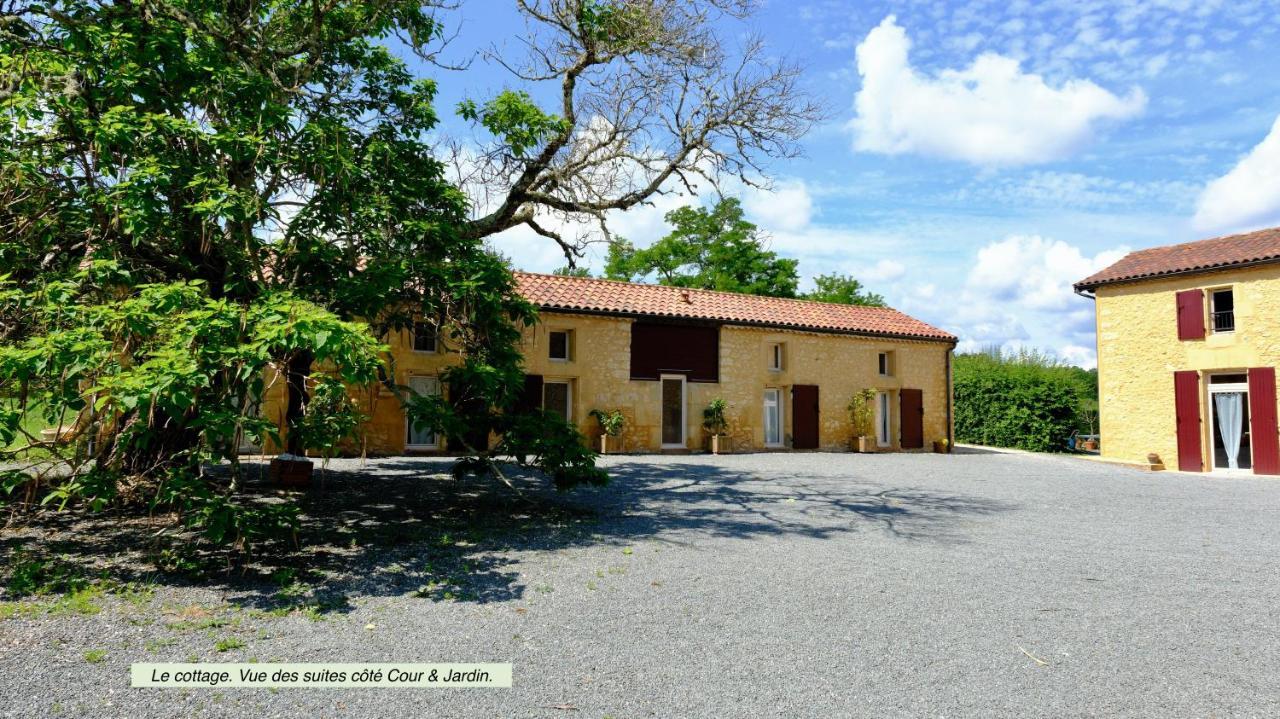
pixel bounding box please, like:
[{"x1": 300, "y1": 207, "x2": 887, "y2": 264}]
[
  {"x1": 214, "y1": 637, "x2": 246, "y2": 652},
  {"x1": 145, "y1": 637, "x2": 178, "y2": 652},
  {"x1": 83, "y1": 650, "x2": 107, "y2": 664}
]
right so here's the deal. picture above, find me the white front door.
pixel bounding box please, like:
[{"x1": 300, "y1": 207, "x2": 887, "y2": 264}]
[
  {"x1": 660, "y1": 375, "x2": 686, "y2": 448},
  {"x1": 406, "y1": 376, "x2": 441, "y2": 449},
  {"x1": 763, "y1": 388, "x2": 782, "y2": 446}
]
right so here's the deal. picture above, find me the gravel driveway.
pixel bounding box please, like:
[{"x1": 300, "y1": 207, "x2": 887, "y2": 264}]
[{"x1": 3, "y1": 449, "x2": 1280, "y2": 717}]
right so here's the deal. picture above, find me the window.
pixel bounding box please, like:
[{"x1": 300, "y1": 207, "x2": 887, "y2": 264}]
[
  {"x1": 769, "y1": 343, "x2": 784, "y2": 371},
  {"x1": 1211, "y1": 288, "x2": 1235, "y2": 333},
  {"x1": 763, "y1": 388, "x2": 783, "y2": 446},
  {"x1": 412, "y1": 322, "x2": 438, "y2": 353},
  {"x1": 405, "y1": 376, "x2": 441, "y2": 448},
  {"x1": 549, "y1": 330, "x2": 571, "y2": 361},
  {"x1": 878, "y1": 351, "x2": 894, "y2": 377},
  {"x1": 543, "y1": 380, "x2": 572, "y2": 422}
]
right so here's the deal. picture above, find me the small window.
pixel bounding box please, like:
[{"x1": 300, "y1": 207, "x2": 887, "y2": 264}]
[
  {"x1": 1211, "y1": 288, "x2": 1235, "y2": 333},
  {"x1": 543, "y1": 380, "x2": 571, "y2": 422},
  {"x1": 878, "y1": 351, "x2": 894, "y2": 377},
  {"x1": 549, "y1": 330, "x2": 571, "y2": 361},
  {"x1": 412, "y1": 322, "x2": 438, "y2": 353},
  {"x1": 769, "y1": 343, "x2": 784, "y2": 371}
]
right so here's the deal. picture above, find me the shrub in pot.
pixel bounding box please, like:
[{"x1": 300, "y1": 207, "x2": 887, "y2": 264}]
[
  {"x1": 702, "y1": 398, "x2": 729, "y2": 454},
  {"x1": 846, "y1": 389, "x2": 877, "y2": 452},
  {"x1": 589, "y1": 409, "x2": 625, "y2": 454}
]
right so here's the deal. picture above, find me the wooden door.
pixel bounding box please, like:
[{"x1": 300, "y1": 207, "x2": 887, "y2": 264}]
[
  {"x1": 792, "y1": 384, "x2": 819, "y2": 449},
  {"x1": 1248, "y1": 367, "x2": 1279, "y2": 475},
  {"x1": 900, "y1": 388, "x2": 924, "y2": 449},
  {"x1": 1174, "y1": 370, "x2": 1203, "y2": 472}
]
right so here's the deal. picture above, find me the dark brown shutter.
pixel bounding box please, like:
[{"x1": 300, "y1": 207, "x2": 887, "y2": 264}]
[
  {"x1": 1248, "y1": 367, "x2": 1280, "y2": 475},
  {"x1": 1173, "y1": 370, "x2": 1203, "y2": 471},
  {"x1": 630, "y1": 322, "x2": 719, "y2": 382},
  {"x1": 1176, "y1": 289, "x2": 1205, "y2": 340}
]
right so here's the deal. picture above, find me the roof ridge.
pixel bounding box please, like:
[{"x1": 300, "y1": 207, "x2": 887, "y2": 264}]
[{"x1": 512, "y1": 270, "x2": 906, "y2": 314}]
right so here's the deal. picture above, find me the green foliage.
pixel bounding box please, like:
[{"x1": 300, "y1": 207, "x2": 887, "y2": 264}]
[
  {"x1": 553, "y1": 266, "x2": 594, "y2": 278},
  {"x1": 953, "y1": 348, "x2": 1097, "y2": 452},
  {"x1": 702, "y1": 398, "x2": 728, "y2": 436},
  {"x1": 846, "y1": 389, "x2": 876, "y2": 438},
  {"x1": 805, "y1": 274, "x2": 887, "y2": 307},
  {"x1": 458, "y1": 91, "x2": 569, "y2": 157},
  {"x1": 0, "y1": 0, "x2": 609, "y2": 556},
  {"x1": 605, "y1": 200, "x2": 800, "y2": 297},
  {"x1": 467, "y1": 410, "x2": 607, "y2": 490},
  {"x1": 292, "y1": 377, "x2": 367, "y2": 463},
  {"x1": 589, "y1": 409, "x2": 626, "y2": 437}
]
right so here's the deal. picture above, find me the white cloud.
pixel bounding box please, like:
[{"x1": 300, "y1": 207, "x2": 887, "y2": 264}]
[
  {"x1": 1193, "y1": 114, "x2": 1280, "y2": 234},
  {"x1": 930, "y1": 235, "x2": 1128, "y2": 367},
  {"x1": 848, "y1": 16, "x2": 1147, "y2": 166},
  {"x1": 741, "y1": 180, "x2": 813, "y2": 233},
  {"x1": 967, "y1": 235, "x2": 1127, "y2": 311}
]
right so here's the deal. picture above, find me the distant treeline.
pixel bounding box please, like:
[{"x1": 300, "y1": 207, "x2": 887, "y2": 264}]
[{"x1": 953, "y1": 348, "x2": 1098, "y2": 453}]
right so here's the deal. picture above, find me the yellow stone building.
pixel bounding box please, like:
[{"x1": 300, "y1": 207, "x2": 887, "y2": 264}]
[
  {"x1": 1075, "y1": 227, "x2": 1280, "y2": 474},
  {"x1": 267, "y1": 272, "x2": 957, "y2": 455}
]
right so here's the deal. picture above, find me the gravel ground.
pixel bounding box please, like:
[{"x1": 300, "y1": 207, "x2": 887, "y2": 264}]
[{"x1": 3, "y1": 449, "x2": 1280, "y2": 718}]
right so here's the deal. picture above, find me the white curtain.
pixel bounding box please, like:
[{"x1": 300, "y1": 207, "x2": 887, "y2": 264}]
[{"x1": 1215, "y1": 392, "x2": 1244, "y2": 470}]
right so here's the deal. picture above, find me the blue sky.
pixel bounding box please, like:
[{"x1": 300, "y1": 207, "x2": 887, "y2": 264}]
[{"x1": 413, "y1": 1, "x2": 1280, "y2": 368}]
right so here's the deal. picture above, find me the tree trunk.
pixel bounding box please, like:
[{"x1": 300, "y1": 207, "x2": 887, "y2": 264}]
[{"x1": 284, "y1": 351, "x2": 314, "y2": 455}]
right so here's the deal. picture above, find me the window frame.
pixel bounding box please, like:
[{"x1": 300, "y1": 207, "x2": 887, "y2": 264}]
[
  {"x1": 405, "y1": 375, "x2": 441, "y2": 449},
  {"x1": 878, "y1": 351, "x2": 893, "y2": 377},
  {"x1": 548, "y1": 329, "x2": 572, "y2": 362},
  {"x1": 411, "y1": 322, "x2": 439, "y2": 354},
  {"x1": 1209, "y1": 287, "x2": 1235, "y2": 334},
  {"x1": 763, "y1": 387, "x2": 784, "y2": 447},
  {"x1": 768, "y1": 342, "x2": 784, "y2": 371},
  {"x1": 542, "y1": 379, "x2": 573, "y2": 422}
]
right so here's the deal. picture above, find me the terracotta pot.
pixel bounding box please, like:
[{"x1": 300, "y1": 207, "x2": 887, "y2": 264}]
[
  {"x1": 599, "y1": 434, "x2": 618, "y2": 454},
  {"x1": 933, "y1": 440, "x2": 949, "y2": 454},
  {"x1": 854, "y1": 436, "x2": 874, "y2": 453},
  {"x1": 1082, "y1": 440, "x2": 1098, "y2": 451}
]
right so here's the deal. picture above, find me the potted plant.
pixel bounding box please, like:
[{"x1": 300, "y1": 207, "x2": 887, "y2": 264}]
[
  {"x1": 932, "y1": 437, "x2": 950, "y2": 454},
  {"x1": 589, "y1": 409, "x2": 625, "y2": 454},
  {"x1": 846, "y1": 389, "x2": 876, "y2": 452},
  {"x1": 702, "y1": 398, "x2": 730, "y2": 454}
]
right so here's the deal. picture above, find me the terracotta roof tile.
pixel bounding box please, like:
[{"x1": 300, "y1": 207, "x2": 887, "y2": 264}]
[
  {"x1": 514, "y1": 272, "x2": 956, "y2": 342},
  {"x1": 1075, "y1": 226, "x2": 1280, "y2": 291}
]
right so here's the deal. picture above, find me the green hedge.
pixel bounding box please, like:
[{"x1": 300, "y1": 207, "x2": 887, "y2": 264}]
[{"x1": 953, "y1": 350, "x2": 1096, "y2": 453}]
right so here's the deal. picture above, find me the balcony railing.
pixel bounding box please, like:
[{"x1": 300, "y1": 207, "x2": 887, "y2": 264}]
[{"x1": 1212, "y1": 310, "x2": 1235, "y2": 333}]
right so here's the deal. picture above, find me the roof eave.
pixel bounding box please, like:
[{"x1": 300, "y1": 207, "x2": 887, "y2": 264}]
[
  {"x1": 534, "y1": 304, "x2": 958, "y2": 345},
  {"x1": 1075, "y1": 254, "x2": 1280, "y2": 293}
]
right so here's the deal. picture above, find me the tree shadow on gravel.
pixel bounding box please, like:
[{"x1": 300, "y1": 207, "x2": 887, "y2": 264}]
[{"x1": 1, "y1": 456, "x2": 1011, "y2": 612}]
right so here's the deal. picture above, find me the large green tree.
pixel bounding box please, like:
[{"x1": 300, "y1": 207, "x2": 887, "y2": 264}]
[
  {"x1": 804, "y1": 274, "x2": 886, "y2": 307},
  {"x1": 0, "y1": 0, "x2": 818, "y2": 552},
  {"x1": 604, "y1": 199, "x2": 800, "y2": 296}
]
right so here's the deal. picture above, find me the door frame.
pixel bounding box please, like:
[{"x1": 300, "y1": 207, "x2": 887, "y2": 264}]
[
  {"x1": 875, "y1": 390, "x2": 892, "y2": 448},
  {"x1": 405, "y1": 375, "x2": 441, "y2": 450},
  {"x1": 660, "y1": 374, "x2": 687, "y2": 448},
  {"x1": 763, "y1": 387, "x2": 784, "y2": 447},
  {"x1": 1207, "y1": 375, "x2": 1251, "y2": 473}
]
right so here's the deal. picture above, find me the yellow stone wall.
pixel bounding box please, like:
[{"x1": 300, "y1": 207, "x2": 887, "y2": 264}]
[
  {"x1": 264, "y1": 312, "x2": 954, "y2": 455},
  {"x1": 1094, "y1": 263, "x2": 1280, "y2": 470}
]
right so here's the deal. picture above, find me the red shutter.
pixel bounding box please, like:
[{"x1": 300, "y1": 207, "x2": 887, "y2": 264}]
[
  {"x1": 1173, "y1": 371, "x2": 1203, "y2": 472},
  {"x1": 1176, "y1": 289, "x2": 1205, "y2": 340},
  {"x1": 1248, "y1": 367, "x2": 1280, "y2": 475}
]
